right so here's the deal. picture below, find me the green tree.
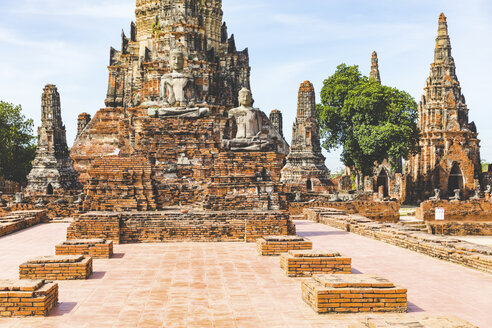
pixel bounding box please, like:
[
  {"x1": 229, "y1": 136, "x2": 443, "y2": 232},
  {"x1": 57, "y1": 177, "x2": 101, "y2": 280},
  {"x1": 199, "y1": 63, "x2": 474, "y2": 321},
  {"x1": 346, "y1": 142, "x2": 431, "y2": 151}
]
[
  {"x1": 317, "y1": 64, "x2": 419, "y2": 178},
  {"x1": 0, "y1": 101, "x2": 36, "y2": 183}
]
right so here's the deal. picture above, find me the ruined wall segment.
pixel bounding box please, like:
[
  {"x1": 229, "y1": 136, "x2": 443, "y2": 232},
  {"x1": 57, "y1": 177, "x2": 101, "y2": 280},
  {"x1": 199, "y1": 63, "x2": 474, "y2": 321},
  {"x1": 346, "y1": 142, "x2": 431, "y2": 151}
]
[
  {"x1": 405, "y1": 14, "x2": 481, "y2": 202},
  {"x1": 281, "y1": 81, "x2": 333, "y2": 192},
  {"x1": 26, "y1": 85, "x2": 80, "y2": 195}
]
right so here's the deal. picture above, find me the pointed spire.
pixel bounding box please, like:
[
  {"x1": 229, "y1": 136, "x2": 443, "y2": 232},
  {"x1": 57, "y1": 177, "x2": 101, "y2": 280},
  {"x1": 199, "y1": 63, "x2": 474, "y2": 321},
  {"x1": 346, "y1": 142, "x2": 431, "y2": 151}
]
[
  {"x1": 434, "y1": 13, "x2": 452, "y2": 63},
  {"x1": 369, "y1": 51, "x2": 381, "y2": 84}
]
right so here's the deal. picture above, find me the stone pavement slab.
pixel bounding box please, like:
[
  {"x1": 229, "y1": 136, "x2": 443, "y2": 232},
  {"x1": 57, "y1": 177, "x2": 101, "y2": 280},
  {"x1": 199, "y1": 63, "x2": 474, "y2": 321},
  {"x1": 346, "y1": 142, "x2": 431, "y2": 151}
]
[{"x1": 0, "y1": 222, "x2": 490, "y2": 327}]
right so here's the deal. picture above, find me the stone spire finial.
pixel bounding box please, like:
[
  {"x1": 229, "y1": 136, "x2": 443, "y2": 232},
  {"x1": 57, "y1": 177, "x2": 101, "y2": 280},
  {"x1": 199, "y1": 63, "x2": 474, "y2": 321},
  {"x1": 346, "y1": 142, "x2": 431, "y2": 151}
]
[
  {"x1": 370, "y1": 51, "x2": 381, "y2": 84},
  {"x1": 297, "y1": 81, "x2": 315, "y2": 118},
  {"x1": 435, "y1": 13, "x2": 452, "y2": 63}
]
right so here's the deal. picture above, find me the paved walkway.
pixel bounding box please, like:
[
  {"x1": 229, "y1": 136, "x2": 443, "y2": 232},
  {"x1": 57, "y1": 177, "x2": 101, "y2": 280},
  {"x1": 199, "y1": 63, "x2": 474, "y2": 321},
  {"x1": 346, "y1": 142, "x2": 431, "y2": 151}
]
[{"x1": 0, "y1": 222, "x2": 490, "y2": 327}]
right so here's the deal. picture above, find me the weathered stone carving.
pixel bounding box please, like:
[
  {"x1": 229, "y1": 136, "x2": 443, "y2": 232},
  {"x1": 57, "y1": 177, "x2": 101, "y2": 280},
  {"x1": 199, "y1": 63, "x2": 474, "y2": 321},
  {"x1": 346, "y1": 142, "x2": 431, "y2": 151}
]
[
  {"x1": 429, "y1": 189, "x2": 441, "y2": 201},
  {"x1": 450, "y1": 189, "x2": 461, "y2": 201},
  {"x1": 470, "y1": 189, "x2": 481, "y2": 200},
  {"x1": 222, "y1": 88, "x2": 288, "y2": 153},
  {"x1": 405, "y1": 14, "x2": 482, "y2": 203},
  {"x1": 25, "y1": 85, "x2": 80, "y2": 195},
  {"x1": 14, "y1": 192, "x2": 24, "y2": 204}
]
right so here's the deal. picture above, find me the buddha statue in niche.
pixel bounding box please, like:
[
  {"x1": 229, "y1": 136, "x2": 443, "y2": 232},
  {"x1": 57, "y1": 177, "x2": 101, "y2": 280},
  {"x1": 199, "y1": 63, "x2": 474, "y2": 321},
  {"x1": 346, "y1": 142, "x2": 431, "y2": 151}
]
[{"x1": 148, "y1": 47, "x2": 209, "y2": 118}]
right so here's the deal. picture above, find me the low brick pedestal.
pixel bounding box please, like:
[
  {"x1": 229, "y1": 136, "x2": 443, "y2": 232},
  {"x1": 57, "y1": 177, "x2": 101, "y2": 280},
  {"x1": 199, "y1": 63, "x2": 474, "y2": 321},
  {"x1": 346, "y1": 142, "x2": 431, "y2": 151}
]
[
  {"x1": 302, "y1": 274, "x2": 407, "y2": 314},
  {"x1": 56, "y1": 239, "x2": 113, "y2": 259},
  {"x1": 0, "y1": 279, "x2": 58, "y2": 316},
  {"x1": 257, "y1": 236, "x2": 312, "y2": 256},
  {"x1": 19, "y1": 255, "x2": 93, "y2": 280},
  {"x1": 280, "y1": 250, "x2": 351, "y2": 277}
]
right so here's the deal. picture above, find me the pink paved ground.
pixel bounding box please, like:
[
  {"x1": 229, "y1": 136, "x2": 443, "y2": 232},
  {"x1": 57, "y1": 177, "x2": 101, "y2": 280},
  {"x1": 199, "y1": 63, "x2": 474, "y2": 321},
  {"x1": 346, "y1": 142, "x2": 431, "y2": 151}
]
[{"x1": 0, "y1": 221, "x2": 490, "y2": 327}]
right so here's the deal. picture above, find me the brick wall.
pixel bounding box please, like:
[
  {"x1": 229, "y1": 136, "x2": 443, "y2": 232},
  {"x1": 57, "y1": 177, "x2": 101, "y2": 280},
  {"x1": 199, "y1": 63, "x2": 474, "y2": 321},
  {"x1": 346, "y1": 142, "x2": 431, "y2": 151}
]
[
  {"x1": 0, "y1": 210, "x2": 48, "y2": 238},
  {"x1": 67, "y1": 210, "x2": 295, "y2": 243},
  {"x1": 280, "y1": 250, "x2": 351, "y2": 277},
  {"x1": 256, "y1": 236, "x2": 312, "y2": 256},
  {"x1": 55, "y1": 239, "x2": 113, "y2": 259}
]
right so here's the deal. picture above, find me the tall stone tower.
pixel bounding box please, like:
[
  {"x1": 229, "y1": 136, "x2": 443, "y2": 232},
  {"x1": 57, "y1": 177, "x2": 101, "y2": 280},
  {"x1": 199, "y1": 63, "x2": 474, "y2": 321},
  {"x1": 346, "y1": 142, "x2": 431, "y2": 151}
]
[
  {"x1": 281, "y1": 81, "x2": 332, "y2": 192},
  {"x1": 269, "y1": 109, "x2": 283, "y2": 137},
  {"x1": 26, "y1": 85, "x2": 79, "y2": 195},
  {"x1": 405, "y1": 14, "x2": 481, "y2": 202},
  {"x1": 369, "y1": 51, "x2": 381, "y2": 84}
]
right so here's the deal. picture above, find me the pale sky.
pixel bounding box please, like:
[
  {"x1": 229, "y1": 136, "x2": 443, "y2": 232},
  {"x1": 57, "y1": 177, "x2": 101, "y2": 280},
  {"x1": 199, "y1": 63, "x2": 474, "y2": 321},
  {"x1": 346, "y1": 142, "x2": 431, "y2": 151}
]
[{"x1": 0, "y1": 0, "x2": 491, "y2": 171}]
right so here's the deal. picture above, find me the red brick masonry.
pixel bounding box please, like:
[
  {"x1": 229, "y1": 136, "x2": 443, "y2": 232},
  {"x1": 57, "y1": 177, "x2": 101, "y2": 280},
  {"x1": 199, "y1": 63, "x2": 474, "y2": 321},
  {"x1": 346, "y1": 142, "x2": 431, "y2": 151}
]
[
  {"x1": 19, "y1": 255, "x2": 93, "y2": 280},
  {"x1": 280, "y1": 250, "x2": 351, "y2": 277},
  {"x1": 0, "y1": 279, "x2": 58, "y2": 317},
  {"x1": 302, "y1": 274, "x2": 407, "y2": 314},
  {"x1": 55, "y1": 238, "x2": 113, "y2": 259},
  {"x1": 0, "y1": 210, "x2": 48, "y2": 238},
  {"x1": 256, "y1": 236, "x2": 312, "y2": 256}
]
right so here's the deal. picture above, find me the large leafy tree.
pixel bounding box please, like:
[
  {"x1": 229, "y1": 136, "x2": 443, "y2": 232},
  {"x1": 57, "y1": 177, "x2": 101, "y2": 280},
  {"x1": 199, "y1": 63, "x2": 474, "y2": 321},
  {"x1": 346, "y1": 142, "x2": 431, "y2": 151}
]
[
  {"x1": 0, "y1": 101, "x2": 36, "y2": 183},
  {"x1": 317, "y1": 64, "x2": 419, "y2": 178}
]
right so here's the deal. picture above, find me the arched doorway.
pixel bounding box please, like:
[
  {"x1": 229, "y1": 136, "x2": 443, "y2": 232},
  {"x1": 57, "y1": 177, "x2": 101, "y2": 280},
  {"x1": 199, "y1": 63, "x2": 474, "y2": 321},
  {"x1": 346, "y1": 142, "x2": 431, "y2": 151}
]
[
  {"x1": 306, "y1": 179, "x2": 312, "y2": 192},
  {"x1": 448, "y1": 163, "x2": 463, "y2": 194},
  {"x1": 46, "y1": 183, "x2": 53, "y2": 195},
  {"x1": 376, "y1": 169, "x2": 389, "y2": 197}
]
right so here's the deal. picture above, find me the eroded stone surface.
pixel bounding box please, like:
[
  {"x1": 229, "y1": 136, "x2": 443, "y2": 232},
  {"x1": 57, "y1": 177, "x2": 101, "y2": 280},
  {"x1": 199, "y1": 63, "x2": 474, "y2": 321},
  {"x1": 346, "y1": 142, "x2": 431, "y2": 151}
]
[{"x1": 313, "y1": 274, "x2": 396, "y2": 288}]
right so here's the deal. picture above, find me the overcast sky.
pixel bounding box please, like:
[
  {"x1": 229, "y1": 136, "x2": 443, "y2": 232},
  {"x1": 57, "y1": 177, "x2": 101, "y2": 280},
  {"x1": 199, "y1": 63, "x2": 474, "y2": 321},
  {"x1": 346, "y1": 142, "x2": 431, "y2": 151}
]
[{"x1": 0, "y1": 0, "x2": 491, "y2": 171}]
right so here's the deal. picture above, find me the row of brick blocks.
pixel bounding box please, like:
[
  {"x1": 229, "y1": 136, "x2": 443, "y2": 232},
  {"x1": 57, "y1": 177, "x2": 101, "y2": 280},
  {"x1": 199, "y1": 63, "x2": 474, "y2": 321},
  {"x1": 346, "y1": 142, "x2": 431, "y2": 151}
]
[
  {"x1": 1, "y1": 238, "x2": 113, "y2": 317},
  {"x1": 257, "y1": 236, "x2": 407, "y2": 314}
]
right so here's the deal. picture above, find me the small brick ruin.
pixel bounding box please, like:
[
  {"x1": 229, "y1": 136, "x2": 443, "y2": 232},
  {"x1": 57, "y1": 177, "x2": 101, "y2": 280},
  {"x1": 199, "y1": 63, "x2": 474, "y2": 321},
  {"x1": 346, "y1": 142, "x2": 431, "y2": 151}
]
[
  {"x1": 280, "y1": 250, "x2": 351, "y2": 277},
  {"x1": 55, "y1": 239, "x2": 113, "y2": 259},
  {"x1": 256, "y1": 235, "x2": 312, "y2": 256},
  {"x1": 0, "y1": 279, "x2": 58, "y2": 317},
  {"x1": 405, "y1": 14, "x2": 482, "y2": 202},
  {"x1": 25, "y1": 85, "x2": 80, "y2": 196},
  {"x1": 0, "y1": 210, "x2": 48, "y2": 238},
  {"x1": 281, "y1": 81, "x2": 334, "y2": 193},
  {"x1": 19, "y1": 255, "x2": 93, "y2": 280},
  {"x1": 302, "y1": 274, "x2": 407, "y2": 314}
]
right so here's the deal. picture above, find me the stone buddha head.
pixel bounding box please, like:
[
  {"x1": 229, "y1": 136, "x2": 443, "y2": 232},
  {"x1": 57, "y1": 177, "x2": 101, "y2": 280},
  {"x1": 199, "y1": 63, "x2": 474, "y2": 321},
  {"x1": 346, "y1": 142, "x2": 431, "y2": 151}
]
[
  {"x1": 238, "y1": 88, "x2": 253, "y2": 108},
  {"x1": 170, "y1": 48, "x2": 185, "y2": 72}
]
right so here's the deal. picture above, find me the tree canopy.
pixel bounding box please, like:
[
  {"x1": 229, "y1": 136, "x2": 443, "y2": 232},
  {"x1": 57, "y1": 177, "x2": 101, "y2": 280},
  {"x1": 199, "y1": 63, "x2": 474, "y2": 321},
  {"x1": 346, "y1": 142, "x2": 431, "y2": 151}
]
[
  {"x1": 317, "y1": 64, "x2": 419, "y2": 177},
  {"x1": 0, "y1": 101, "x2": 36, "y2": 183}
]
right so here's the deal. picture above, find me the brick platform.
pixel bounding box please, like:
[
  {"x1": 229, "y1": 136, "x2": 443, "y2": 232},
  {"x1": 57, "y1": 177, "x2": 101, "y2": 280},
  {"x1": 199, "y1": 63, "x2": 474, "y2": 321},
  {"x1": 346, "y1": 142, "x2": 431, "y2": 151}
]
[
  {"x1": 0, "y1": 279, "x2": 58, "y2": 317},
  {"x1": 302, "y1": 274, "x2": 407, "y2": 314},
  {"x1": 55, "y1": 239, "x2": 113, "y2": 259},
  {"x1": 256, "y1": 235, "x2": 312, "y2": 256},
  {"x1": 350, "y1": 315, "x2": 478, "y2": 327},
  {"x1": 280, "y1": 250, "x2": 351, "y2": 277},
  {"x1": 19, "y1": 255, "x2": 93, "y2": 280},
  {"x1": 67, "y1": 210, "x2": 295, "y2": 243}
]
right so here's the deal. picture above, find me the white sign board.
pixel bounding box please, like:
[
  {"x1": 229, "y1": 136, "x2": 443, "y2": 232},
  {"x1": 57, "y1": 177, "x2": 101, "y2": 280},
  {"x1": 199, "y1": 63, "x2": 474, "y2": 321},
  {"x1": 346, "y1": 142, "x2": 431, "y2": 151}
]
[{"x1": 435, "y1": 208, "x2": 445, "y2": 221}]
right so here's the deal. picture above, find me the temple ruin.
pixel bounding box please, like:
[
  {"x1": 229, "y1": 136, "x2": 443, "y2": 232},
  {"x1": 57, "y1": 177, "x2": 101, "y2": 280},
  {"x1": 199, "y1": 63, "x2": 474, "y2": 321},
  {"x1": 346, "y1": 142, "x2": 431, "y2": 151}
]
[
  {"x1": 405, "y1": 13, "x2": 482, "y2": 202},
  {"x1": 25, "y1": 85, "x2": 79, "y2": 195}
]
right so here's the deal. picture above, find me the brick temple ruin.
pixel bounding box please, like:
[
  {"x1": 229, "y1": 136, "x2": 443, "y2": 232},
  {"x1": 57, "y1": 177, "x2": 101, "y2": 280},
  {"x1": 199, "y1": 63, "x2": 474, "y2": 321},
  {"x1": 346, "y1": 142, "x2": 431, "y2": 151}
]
[
  {"x1": 405, "y1": 13, "x2": 482, "y2": 202},
  {"x1": 65, "y1": 0, "x2": 293, "y2": 242}
]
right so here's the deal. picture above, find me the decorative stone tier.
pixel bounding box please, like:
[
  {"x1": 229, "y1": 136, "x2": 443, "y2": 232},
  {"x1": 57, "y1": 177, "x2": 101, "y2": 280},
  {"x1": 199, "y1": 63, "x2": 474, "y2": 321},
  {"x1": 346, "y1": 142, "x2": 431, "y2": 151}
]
[
  {"x1": 289, "y1": 200, "x2": 400, "y2": 223},
  {"x1": 302, "y1": 274, "x2": 407, "y2": 314},
  {"x1": 280, "y1": 250, "x2": 351, "y2": 277},
  {"x1": 256, "y1": 236, "x2": 312, "y2": 256},
  {"x1": 0, "y1": 279, "x2": 58, "y2": 317},
  {"x1": 417, "y1": 200, "x2": 492, "y2": 235},
  {"x1": 55, "y1": 239, "x2": 113, "y2": 259},
  {"x1": 350, "y1": 315, "x2": 477, "y2": 328},
  {"x1": 19, "y1": 256, "x2": 93, "y2": 280},
  {"x1": 305, "y1": 208, "x2": 492, "y2": 274},
  {"x1": 67, "y1": 210, "x2": 295, "y2": 243},
  {"x1": 0, "y1": 210, "x2": 48, "y2": 238}
]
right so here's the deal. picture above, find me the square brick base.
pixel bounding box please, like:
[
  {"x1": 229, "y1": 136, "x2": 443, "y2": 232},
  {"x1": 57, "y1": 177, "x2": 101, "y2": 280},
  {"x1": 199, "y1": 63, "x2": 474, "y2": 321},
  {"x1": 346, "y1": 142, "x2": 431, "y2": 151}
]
[
  {"x1": 302, "y1": 274, "x2": 407, "y2": 313},
  {"x1": 280, "y1": 250, "x2": 351, "y2": 277},
  {"x1": 55, "y1": 239, "x2": 113, "y2": 259},
  {"x1": 0, "y1": 280, "x2": 58, "y2": 316},
  {"x1": 19, "y1": 256, "x2": 93, "y2": 280},
  {"x1": 257, "y1": 236, "x2": 312, "y2": 256}
]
